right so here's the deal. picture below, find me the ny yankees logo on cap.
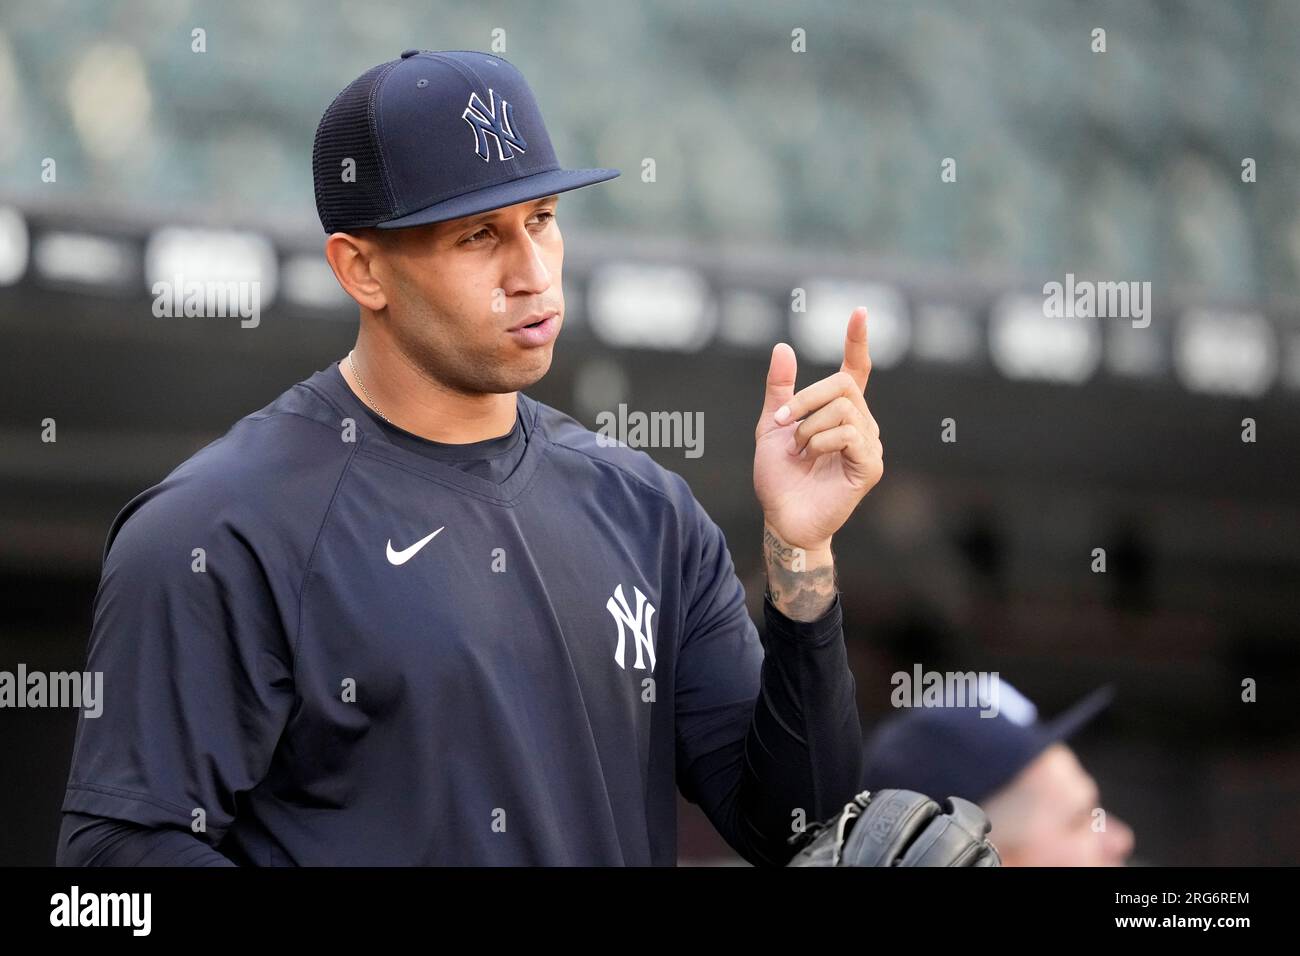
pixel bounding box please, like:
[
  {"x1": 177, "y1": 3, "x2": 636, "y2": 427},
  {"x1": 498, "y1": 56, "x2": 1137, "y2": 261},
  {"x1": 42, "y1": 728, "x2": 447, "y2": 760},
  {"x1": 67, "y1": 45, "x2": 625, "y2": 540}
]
[{"x1": 463, "y1": 89, "x2": 528, "y2": 162}]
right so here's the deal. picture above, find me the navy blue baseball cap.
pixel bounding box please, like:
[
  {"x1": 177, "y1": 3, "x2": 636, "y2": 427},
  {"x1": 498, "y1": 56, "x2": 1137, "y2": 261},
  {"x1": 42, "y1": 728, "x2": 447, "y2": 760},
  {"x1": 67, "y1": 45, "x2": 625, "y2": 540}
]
[
  {"x1": 312, "y1": 49, "x2": 620, "y2": 234},
  {"x1": 862, "y1": 681, "x2": 1116, "y2": 803}
]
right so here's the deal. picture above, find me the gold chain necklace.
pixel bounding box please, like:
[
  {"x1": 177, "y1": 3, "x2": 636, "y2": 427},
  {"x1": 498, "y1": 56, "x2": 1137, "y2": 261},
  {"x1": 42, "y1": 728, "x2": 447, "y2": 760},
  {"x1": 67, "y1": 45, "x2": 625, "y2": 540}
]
[{"x1": 347, "y1": 349, "x2": 391, "y2": 425}]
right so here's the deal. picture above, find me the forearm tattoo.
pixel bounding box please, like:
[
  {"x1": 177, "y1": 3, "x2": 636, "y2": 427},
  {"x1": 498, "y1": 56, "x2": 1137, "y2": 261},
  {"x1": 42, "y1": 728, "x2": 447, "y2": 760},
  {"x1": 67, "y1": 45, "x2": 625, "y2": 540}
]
[{"x1": 762, "y1": 524, "x2": 836, "y2": 621}]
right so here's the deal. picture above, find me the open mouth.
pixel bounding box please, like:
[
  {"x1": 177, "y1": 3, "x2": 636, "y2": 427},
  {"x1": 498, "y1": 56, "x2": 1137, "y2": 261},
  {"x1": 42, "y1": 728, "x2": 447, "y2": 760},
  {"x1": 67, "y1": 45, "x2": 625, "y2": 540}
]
[
  {"x1": 507, "y1": 312, "x2": 560, "y2": 346},
  {"x1": 511, "y1": 310, "x2": 558, "y2": 331}
]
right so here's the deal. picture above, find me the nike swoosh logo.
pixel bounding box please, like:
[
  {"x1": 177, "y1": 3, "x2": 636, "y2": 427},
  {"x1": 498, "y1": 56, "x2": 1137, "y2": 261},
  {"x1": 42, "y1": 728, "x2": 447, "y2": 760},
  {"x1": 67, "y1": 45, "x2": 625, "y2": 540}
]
[{"x1": 386, "y1": 527, "x2": 445, "y2": 566}]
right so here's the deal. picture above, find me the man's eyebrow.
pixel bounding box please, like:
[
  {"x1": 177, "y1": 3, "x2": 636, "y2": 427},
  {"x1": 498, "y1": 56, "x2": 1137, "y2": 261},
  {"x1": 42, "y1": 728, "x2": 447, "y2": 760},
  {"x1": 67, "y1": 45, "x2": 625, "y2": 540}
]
[{"x1": 451, "y1": 195, "x2": 560, "y2": 230}]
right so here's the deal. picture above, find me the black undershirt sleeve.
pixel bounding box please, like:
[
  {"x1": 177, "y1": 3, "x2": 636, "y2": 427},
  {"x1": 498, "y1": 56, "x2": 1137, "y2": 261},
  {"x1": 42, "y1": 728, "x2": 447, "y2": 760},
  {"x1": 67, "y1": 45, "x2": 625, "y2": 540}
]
[
  {"x1": 56, "y1": 811, "x2": 238, "y2": 867},
  {"x1": 682, "y1": 593, "x2": 864, "y2": 866}
]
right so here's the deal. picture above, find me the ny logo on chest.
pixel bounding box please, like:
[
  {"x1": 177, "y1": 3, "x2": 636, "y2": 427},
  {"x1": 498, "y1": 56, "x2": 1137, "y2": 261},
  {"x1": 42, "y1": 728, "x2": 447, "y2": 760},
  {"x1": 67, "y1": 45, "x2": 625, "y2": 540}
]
[{"x1": 606, "y1": 584, "x2": 656, "y2": 672}]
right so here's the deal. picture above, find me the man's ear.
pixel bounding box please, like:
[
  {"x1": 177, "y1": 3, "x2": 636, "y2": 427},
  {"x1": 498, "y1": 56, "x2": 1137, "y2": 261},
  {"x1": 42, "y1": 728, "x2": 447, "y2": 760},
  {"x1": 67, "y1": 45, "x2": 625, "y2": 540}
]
[{"x1": 324, "y1": 230, "x2": 389, "y2": 312}]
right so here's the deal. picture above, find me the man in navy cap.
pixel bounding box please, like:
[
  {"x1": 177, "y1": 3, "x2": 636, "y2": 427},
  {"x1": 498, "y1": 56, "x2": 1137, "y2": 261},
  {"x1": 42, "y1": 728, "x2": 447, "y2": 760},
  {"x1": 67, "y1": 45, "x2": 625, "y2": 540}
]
[
  {"x1": 862, "y1": 680, "x2": 1135, "y2": 866},
  {"x1": 57, "y1": 50, "x2": 884, "y2": 865}
]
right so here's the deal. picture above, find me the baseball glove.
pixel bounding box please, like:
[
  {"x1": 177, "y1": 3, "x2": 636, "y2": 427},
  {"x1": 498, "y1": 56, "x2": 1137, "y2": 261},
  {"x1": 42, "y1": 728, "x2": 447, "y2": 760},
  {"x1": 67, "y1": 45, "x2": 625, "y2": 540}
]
[{"x1": 785, "y1": 789, "x2": 1002, "y2": 866}]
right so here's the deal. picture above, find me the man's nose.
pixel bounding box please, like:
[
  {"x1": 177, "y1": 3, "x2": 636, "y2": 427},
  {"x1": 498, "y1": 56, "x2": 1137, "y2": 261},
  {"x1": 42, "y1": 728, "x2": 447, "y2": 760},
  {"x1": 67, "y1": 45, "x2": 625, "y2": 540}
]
[{"x1": 502, "y1": 232, "x2": 552, "y2": 295}]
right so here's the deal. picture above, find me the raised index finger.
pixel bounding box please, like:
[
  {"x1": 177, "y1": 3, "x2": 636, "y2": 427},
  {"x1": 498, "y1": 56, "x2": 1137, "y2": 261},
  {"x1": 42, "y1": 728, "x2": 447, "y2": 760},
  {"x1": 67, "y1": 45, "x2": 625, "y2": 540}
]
[{"x1": 840, "y1": 306, "x2": 871, "y2": 393}]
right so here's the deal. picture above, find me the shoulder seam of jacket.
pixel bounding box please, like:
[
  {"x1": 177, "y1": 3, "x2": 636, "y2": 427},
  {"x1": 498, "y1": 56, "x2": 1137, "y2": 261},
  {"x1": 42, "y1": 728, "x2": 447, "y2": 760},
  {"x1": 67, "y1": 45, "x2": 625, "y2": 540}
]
[{"x1": 292, "y1": 432, "x2": 362, "y2": 670}]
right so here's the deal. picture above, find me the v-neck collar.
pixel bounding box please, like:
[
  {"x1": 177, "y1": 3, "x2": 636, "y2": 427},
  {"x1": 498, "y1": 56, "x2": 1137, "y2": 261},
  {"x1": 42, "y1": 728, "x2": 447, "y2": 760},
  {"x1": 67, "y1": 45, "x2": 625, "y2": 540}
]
[{"x1": 300, "y1": 361, "x2": 550, "y2": 506}]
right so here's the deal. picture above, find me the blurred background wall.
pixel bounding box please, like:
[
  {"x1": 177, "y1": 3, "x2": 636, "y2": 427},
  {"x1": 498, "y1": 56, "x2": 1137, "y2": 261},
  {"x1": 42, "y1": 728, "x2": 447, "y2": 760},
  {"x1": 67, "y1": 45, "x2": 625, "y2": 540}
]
[{"x1": 1, "y1": 0, "x2": 1297, "y2": 865}]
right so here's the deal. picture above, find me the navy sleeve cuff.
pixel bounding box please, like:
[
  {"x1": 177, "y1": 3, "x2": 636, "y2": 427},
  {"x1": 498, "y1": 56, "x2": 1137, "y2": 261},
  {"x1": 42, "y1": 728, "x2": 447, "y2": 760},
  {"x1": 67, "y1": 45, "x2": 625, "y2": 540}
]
[{"x1": 762, "y1": 589, "x2": 843, "y2": 647}]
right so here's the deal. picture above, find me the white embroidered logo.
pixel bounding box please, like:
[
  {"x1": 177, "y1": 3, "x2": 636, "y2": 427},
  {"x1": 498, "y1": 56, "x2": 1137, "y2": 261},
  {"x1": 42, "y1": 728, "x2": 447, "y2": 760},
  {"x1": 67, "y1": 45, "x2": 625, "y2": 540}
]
[
  {"x1": 462, "y1": 88, "x2": 527, "y2": 162},
  {"x1": 607, "y1": 584, "x2": 656, "y2": 672}
]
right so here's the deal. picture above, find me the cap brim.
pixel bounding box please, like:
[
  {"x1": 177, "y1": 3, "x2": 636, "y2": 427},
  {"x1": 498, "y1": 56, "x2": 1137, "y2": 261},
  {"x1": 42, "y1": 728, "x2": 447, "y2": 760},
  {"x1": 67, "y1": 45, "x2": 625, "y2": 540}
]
[
  {"x1": 1041, "y1": 684, "x2": 1116, "y2": 745},
  {"x1": 376, "y1": 167, "x2": 621, "y2": 229}
]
